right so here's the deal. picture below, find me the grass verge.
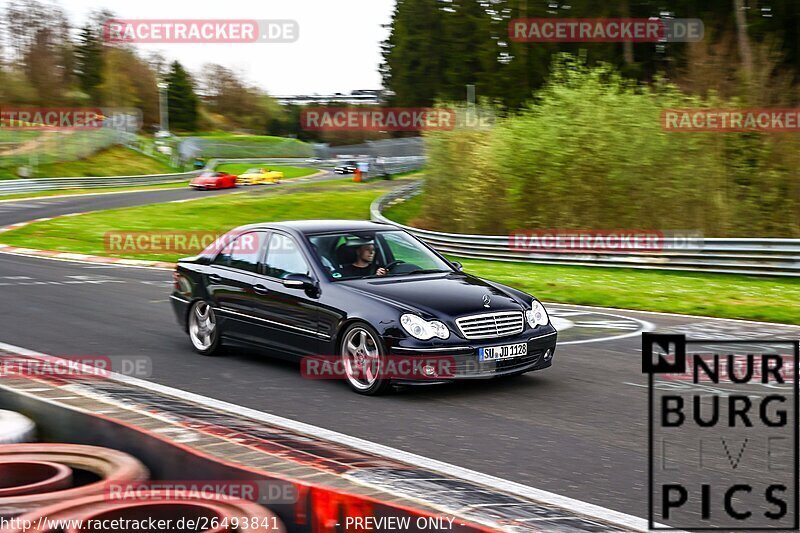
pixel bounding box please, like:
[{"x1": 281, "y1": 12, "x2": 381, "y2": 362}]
[
  {"x1": 215, "y1": 164, "x2": 318, "y2": 179},
  {"x1": 453, "y1": 259, "x2": 800, "y2": 325},
  {"x1": 0, "y1": 181, "x2": 399, "y2": 262},
  {"x1": 0, "y1": 146, "x2": 174, "y2": 180},
  {"x1": 0, "y1": 177, "x2": 797, "y2": 323}
]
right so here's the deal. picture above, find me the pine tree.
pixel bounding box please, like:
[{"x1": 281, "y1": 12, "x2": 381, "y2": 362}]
[
  {"x1": 165, "y1": 61, "x2": 199, "y2": 132},
  {"x1": 75, "y1": 24, "x2": 104, "y2": 100},
  {"x1": 381, "y1": 0, "x2": 448, "y2": 106}
]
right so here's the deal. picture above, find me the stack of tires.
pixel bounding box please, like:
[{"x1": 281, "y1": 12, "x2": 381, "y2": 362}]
[{"x1": 0, "y1": 412, "x2": 286, "y2": 532}]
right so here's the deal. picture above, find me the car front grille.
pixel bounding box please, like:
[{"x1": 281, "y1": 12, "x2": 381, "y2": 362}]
[{"x1": 455, "y1": 311, "x2": 524, "y2": 340}]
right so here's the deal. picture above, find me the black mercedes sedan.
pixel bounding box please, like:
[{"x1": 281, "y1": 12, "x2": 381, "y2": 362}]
[{"x1": 170, "y1": 220, "x2": 557, "y2": 394}]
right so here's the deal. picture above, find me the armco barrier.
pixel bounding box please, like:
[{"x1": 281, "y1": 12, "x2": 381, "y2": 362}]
[
  {"x1": 0, "y1": 171, "x2": 201, "y2": 197},
  {"x1": 0, "y1": 157, "x2": 424, "y2": 197},
  {"x1": 371, "y1": 182, "x2": 800, "y2": 277},
  {"x1": 208, "y1": 156, "x2": 424, "y2": 176}
]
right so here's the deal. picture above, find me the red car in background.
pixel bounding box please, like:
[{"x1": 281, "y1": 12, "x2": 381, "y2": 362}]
[{"x1": 189, "y1": 171, "x2": 237, "y2": 190}]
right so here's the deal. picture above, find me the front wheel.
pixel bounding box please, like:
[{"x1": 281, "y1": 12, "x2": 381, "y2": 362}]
[
  {"x1": 340, "y1": 323, "x2": 391, "y2": 395},
  {"x1": 188, "y1": 300, "x2": 223, "y2": 356}
]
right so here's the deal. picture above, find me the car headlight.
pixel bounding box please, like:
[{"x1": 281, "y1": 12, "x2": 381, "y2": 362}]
[
  {"x1": 525, "y1": 300, "x2": 549, "y2": 327},
  {"x1": 400, "y1": 314, "x2": 450, "y2": 340}
]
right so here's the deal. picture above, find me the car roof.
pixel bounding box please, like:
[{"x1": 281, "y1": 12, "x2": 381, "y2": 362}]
[{"x1": 233, "y1": 220, "x2": 396, "y2": 235}]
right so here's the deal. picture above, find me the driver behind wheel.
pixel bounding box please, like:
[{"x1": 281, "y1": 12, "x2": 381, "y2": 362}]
[{"x1": 340, "y1": 239, "x2": 387, "y2": 278}]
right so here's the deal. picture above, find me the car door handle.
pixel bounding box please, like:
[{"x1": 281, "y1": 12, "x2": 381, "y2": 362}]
[
  {"x1": 253, "y1": 284, "x2": 269, "y2": 295},
  {"x1": 208, "y1": 274, "x2": 222, "y2": 283}
]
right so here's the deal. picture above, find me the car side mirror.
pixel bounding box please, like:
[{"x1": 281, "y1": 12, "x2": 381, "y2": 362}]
[
  {"x1": 283, "y1": 273, "x2": 315, "y2": 289},
  {"x1": 451, "y1": 261, "x2": 463, "y2": 271}
]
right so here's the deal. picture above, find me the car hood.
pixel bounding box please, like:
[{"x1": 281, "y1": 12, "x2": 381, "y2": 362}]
[{"x1": 340, "y1": 273, "x2": 525, "y2": 319}]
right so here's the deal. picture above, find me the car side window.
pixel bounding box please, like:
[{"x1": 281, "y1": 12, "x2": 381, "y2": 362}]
[
  {"x1": 213, "y1": 232, "x2": 262, "y2": 273},
  {"x1": 212, "y1": 240, "x2": 233, "y2": 266},
  {"x1": 264, "y1": 234, "x2": 309, "y2": 279}
]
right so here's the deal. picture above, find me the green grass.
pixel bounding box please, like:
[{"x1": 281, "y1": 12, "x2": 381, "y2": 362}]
[
  {"x1": 452, "y1": 259, "x2": 800, "y2": 324},
  {"x1": 215, "y1": 164, "x2": 319, "y2": 179},
  {"x1": 0, "y1": 182, "x2": 398, "y2": 262},
  {"x1": 0, "y1": 146, "x2": 174, "y2": 180},
  {"x1": 382, "y1": 193, "x2": 424, "y2": 226},
  {"x1": 1, "y1": 176, "x2": 797, "y2": 323},
  {"x1": 183, "y1": 134, "x2": 312, "y2": 158}
]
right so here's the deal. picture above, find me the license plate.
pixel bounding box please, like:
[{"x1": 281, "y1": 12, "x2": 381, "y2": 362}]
[{"x1": 479, "y1": 342, "x2": 527, "y2": 361}]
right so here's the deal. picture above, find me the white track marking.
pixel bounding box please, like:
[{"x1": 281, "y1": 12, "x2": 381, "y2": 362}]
[
  {"x1": 0, "y1": 340, "x2": 657, "y2": 532},
  {"x1": 544, "y1": 301, "x2": 800, "y2": 329},
  {"x1": 0, "y1": 186, "x2": 190, "y2": 204},
  {"x1": 555, "y1": 310, "x2": 655, "y2": 346},
  {"x1": 0, "y1": 250, "x2": 173, "y2": 271}
]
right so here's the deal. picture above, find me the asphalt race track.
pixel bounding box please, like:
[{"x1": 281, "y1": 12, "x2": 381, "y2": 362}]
[{"x1": 1, "y1": 185, "x2": 798, "y2": 522}]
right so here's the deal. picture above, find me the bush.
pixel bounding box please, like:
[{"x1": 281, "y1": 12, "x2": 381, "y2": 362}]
[{"x1": 421, "y1": 55, "x2": 800, "y2": 237}]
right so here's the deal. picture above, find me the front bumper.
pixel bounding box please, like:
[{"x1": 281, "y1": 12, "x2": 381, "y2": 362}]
[{"x1": 385, "y1": 324, "x2": 557, "y2": 381}]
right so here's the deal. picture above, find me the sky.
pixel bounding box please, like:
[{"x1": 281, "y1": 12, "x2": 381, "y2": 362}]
[{"x1": 50, "y1": 0, "x2": 395, "y2": 95}]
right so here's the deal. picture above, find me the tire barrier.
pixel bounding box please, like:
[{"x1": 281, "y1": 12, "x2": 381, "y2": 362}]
[
  {"x1": 0, "y1": 411, "x2": 36, "y2": 445},
  {"x1": 0, "y1": 462, "x2": 72, "y2": 498},
  {"x1": 6, "y1": 490, "x2": 286, "y2": 533},
  {"x1": 0, "y1": 444, "x2": 148, "y2": 517}
]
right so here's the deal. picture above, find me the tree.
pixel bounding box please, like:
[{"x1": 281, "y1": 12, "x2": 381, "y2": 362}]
[
  {"x1": 75, "y1": 24, "x2": 104, "y2": 100},
  {"x1": 199, "y1": 64, "x2": 277, "y2": 132},
  {"x1": 381, "y1": 0, "x2": 448, "y2": 106},
  {"x1": 165, "y1": 61, "x2": 199, "y2": 131}
]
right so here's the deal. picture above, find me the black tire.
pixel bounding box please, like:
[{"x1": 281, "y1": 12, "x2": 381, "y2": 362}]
[
  {"x1": 340, "y1": 322, "x2": 391, "y2": 395},
  {"x1": 187, "y1": 300, "x2": 224, "y2": 356}
]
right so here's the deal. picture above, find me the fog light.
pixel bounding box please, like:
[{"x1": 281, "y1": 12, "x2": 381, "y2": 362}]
[
  {"x1": 544, "y1": 349, "x2": 552, "y2": 360},
  {"x1": 423, "y1": 365, "x2": 437, "y2": 377}
]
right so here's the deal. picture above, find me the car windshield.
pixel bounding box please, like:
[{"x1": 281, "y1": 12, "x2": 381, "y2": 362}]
[
  {"x1": 199, "y1": 172, "x2": 218, "y2": 178},
  {"x1": 308, "y1": 230, "x2": 453, "y2": 280},
  {"x1": 245, "y1": 168, "x2": 260, "y2": 173}
]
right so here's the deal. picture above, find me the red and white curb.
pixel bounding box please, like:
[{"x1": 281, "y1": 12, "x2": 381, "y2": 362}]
[{"x1": 0, "y1": 214, "x2": 175, "y2": 270}]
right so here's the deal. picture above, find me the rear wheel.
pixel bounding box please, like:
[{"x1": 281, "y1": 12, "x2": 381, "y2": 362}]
[
  {"x1": 188, "y1": 300, "x2": 223, "y2": 356},
  {"x1": 341, "y1": 323, "x2": 391, "y2": 395}
]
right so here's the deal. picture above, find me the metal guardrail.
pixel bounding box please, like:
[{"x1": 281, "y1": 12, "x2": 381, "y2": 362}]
[
  {"x1": 0, "y1": 154, "x2": 425, "y2": 198},
  {"x1": 372, "y1": 182, "x2": 800, "y2": 277},
  {"x1": 0, "y1": 171, "x2": 202, "y2": 197},
  {"x1": 209, "y1": 157, "x2": 425, "y2": 176}
]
